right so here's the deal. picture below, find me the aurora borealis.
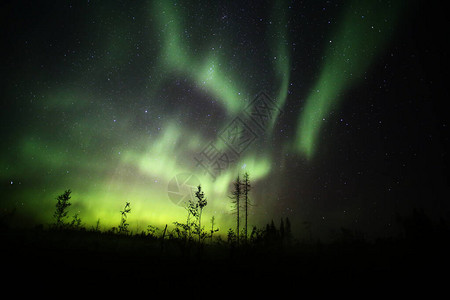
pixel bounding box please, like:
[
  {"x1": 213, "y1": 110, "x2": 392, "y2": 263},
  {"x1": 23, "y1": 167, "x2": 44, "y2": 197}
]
[
  {"x1": 294, "y1": 0, "x2": 402, "y2": 158},
  {"x1": 1, "y1": 0, "x2": 448, "y2": 239}
]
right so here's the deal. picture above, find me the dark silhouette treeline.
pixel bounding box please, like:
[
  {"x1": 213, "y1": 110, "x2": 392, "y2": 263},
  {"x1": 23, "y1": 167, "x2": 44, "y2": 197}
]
[{"x1": 1, "y1": 183, "x2": 450, "y2": 287}]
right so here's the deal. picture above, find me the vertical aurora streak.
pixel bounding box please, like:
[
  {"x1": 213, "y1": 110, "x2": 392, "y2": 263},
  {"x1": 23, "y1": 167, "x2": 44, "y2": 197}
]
[
  {"x1": 294, "y1": 1, "x2": 402, "y2": 159},
  {"x1": 269, "y1": 0, "x2": 291, "y2": 131},
  {"x1": 4, "y1": 0, "x2": 437, "y2": 241}
]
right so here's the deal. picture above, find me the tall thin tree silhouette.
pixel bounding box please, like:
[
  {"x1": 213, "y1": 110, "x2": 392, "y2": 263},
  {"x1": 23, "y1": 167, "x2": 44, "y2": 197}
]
[
  {"x1": 242, "y1": 172, "x2": 251, "y2": 243},
  {"x1": 230, "y1": 174, "x2": 241, "y2": 245},
  {"x1": 210, "y1": 216, "x2": 219, "y2": 243},
  {"x1": 195, "y1": 185, "x2": 207, "y2": 243}
]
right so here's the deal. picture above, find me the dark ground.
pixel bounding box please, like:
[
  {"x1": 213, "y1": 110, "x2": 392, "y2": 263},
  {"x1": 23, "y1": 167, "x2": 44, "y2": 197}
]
[{"x1": 1, "y1": 221, "x2": 449, "y2": 290}]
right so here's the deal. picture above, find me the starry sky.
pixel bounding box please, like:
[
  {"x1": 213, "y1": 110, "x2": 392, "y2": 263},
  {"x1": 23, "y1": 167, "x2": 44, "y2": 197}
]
[{"x1": 1, "y1": 0, "x2": 448, "y2": 239}]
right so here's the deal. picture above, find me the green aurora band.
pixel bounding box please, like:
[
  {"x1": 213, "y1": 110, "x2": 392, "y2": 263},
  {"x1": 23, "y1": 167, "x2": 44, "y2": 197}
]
[
  {"x1": 3, "y1": 0, "x2": 289, "y2": 233},
  {"x1": 294, "y1": 1, "x2": 402, "y2": 159},
  {"x1": 152, "y1": 0, "x2": 245, "y2": 115},
  {"x1": 2, "y1": 0, "x2": 404, "y2": 235}
]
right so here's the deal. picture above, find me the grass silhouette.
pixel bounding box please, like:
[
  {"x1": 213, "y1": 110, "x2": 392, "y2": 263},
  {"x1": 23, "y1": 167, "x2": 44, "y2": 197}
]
[{"x1": 1, "y1": 185, "x2": 450, "y2": 287}]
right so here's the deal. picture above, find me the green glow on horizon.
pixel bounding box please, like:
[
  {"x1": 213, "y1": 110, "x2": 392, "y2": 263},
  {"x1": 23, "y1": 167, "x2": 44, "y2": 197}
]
[
  {"x1": 2, "y1": 0, "x2": 404, "y2": 234},
  {"x1": 1, "y1": 0, "x2": 287, "y2": 233},
  {"x1": 294, "y1": 0, "x2": 402, "y2": 159},
  {"x1": 3, "y1": 108, "x2": 274, "y2": 233}
]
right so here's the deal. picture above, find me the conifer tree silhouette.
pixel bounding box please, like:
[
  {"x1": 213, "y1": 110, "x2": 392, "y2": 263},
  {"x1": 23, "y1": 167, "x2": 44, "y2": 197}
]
[
  {"x1": 53, "y1": 189, "x2": 72, "y2": 228},
  {"x1": 186, "y1": 199, "x2": 197, "y2": 240},
  {"x1": 195, "y1": 185, "x2": 207, "y2": 243},
  {"x1": 230, "y1": 174, "x2": 242, "y2": 245}
]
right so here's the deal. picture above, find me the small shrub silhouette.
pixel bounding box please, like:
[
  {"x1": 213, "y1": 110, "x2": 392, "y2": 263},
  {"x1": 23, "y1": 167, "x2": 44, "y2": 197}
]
[
  {"x1": 70, "y1": 213, "x2": 83, "y2": 230},
  {"x1": 147, "y1": 225, "x2": 159, "y2": 238}
]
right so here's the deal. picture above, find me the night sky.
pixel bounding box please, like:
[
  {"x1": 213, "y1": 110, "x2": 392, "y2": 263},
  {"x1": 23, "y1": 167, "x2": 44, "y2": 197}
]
[{"x1": 1, "y1": 0, "x2": 448, "y2": 240}]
